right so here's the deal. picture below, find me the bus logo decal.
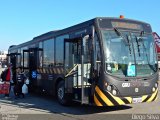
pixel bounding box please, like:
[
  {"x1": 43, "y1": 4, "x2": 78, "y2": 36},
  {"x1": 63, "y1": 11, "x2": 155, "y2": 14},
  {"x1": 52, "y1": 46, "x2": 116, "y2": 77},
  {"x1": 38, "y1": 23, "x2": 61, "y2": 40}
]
[
  {"x1": 122, "y1": 83, "x2": 130, "y2": 87},
  {"x1": 32, "y1": 71, "x2": 37, "y2": 79}
]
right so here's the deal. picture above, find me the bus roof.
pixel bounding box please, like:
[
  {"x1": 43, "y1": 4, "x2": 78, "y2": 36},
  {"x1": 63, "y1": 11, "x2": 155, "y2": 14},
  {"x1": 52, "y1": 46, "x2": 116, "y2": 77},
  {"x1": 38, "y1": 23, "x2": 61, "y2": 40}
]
[{"x1": 9, "y1": 17, "x2": 151, "y2": 51}]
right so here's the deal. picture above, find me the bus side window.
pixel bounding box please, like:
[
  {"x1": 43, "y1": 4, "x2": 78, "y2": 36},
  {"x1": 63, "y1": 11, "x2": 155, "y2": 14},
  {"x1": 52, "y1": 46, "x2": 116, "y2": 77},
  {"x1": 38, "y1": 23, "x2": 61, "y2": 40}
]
[{"x1": 55, "y1": 35, "x2": 69, "y2": 66}]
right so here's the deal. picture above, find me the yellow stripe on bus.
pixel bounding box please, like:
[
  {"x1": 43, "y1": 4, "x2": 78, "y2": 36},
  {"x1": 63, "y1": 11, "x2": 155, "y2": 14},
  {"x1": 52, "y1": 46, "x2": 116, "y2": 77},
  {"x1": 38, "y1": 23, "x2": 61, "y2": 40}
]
[
  {"x1": 124, "y1": 97, "x2": 132, "y2": 103},
  {"x1": 53, "y1": 68, "x2": 56, "y2": 74},
  {"x1": 51, "y1": 68, "x2": 54, "y2": 73},
  {"x1": 95, "y1": 86, "x2": 114, "y2": 106},
  {"x1": 49, "y1": 69, "x2": 52, "y2": 74},
  {"x1": 142, "y1": 95, "x2": 148, "y2": 102},
  {"x1": 107, "y1": 92, "x2": 125, "y2": 105},
  {"x1": 94, "y1": 94, "x2": 103, "y2": 106},
  {"x1": 147, "y1": 89, "x2": 158, "y2": 102},
  {"x1": 57, "y1": 68, "x2": 60, "y2": 74}
]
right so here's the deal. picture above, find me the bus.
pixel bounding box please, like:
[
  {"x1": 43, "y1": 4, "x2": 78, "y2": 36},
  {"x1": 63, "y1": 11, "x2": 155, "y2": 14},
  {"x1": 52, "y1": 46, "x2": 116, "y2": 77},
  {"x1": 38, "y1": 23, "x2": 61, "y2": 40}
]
[{"x1": 8, "y1": 17, "x2": 158, "y2": 106}]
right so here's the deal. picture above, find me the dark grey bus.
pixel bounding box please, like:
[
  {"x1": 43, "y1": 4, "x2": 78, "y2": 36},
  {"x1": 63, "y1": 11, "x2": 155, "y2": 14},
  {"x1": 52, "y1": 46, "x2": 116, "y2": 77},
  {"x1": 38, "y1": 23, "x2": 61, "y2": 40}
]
[{"x1": 8, "y1": 17, "x2": 158, "y2": 106}]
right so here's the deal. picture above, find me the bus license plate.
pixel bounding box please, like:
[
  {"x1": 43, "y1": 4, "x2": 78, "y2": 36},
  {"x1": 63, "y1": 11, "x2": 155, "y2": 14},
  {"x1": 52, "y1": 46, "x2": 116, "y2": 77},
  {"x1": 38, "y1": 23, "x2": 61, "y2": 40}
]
[{"x1": 132, "y1": 97, "x2": 142, "y2": 103}]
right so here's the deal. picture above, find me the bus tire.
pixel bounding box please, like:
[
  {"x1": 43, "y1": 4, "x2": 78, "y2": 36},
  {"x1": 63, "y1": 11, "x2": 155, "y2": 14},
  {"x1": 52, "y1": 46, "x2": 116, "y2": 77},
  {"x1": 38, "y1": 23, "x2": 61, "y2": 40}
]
[{"x1": 57, "y1": 80, "x2": 70, "y2": 105}]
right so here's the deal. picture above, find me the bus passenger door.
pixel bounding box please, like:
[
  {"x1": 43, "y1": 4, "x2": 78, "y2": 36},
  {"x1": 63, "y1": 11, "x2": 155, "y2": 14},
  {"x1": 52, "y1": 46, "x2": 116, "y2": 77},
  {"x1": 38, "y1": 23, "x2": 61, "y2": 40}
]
[
  {"x1": 81, "y1": 35, "x2": 92, "y2": 104},
  {"x1": 64, "y1": 38, "x2": 79, "y2": 97},
  {"x1": 64, "y1": 36, "x2": 91, "y2": 104},
  {"x1": 23, "y1": 48, "x2": 43, "y2": 87}
]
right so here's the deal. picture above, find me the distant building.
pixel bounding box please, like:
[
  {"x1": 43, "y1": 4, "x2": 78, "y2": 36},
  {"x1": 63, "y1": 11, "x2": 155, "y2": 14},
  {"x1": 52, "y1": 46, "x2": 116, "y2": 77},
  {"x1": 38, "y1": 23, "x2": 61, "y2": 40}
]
[{"x1": 0, "y1": 51, "x2": 7, "y2": 67}]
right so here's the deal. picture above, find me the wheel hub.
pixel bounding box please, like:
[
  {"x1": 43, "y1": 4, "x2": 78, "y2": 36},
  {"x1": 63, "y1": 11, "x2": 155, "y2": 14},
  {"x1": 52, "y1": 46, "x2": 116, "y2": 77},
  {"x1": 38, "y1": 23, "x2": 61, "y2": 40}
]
[{"x1": 58, "y1": 87, "x2": 64, "y2": 100}]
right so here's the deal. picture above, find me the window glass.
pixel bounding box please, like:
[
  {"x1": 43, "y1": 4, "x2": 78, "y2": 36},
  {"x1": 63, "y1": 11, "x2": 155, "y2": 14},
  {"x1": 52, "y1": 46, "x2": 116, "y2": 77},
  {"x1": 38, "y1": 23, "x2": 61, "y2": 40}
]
[
  {"x1": 39, "y1": 42, "x2": 43, "y2": 67},
  {"x1": 55, "y1": 35, "x2": 69, "y2": 66},
  {"x1": 94, "y1": 34, "x2": 101, "y2": 73},
  {"x1": 39, "y1": 42, "x2": 43, "y2": 48},
  {"x1": 21, "y1": 47, "x2": 28, "y2": 67},
  {"x1": 17, "y1": 49, "x2": 21, "y2": 67},
  {"x1": 84, "y1": 38, "x2": 91, "y2": 63},
  {"x1": 83, "y1": 36, "x2": 92, "y2": 80},
  {"x1": 43, "y1": 39, "x2": 54, "y2": 67},
  {"x1": 102, "y1": 30, "x2": 157, "y2": 77}
]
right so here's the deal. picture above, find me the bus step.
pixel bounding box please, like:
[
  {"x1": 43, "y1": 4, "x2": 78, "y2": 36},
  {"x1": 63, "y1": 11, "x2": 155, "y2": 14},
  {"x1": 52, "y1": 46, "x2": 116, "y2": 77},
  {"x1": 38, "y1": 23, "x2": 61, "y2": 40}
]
[
  {"x1": 72, "y1": 99, "x2": 89, "y2": 104},
  {"x1": 72, "y1": 99, "x2": 82, "y2": 103}
]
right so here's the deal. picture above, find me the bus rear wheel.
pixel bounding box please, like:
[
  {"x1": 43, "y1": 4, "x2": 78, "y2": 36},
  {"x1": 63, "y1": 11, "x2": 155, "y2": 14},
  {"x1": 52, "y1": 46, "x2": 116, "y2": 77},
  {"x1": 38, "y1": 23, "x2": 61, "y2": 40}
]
[{"x1": 57, "y1": 80, "x2": 70, "y2": 105}]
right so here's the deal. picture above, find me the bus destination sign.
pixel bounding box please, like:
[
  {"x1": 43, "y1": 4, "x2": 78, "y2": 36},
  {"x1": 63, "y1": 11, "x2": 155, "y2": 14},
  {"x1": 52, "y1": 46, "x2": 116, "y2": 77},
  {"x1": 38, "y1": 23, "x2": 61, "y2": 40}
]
[{"x1": 112, "y1": 21, "x2": 143, "y2": 30}]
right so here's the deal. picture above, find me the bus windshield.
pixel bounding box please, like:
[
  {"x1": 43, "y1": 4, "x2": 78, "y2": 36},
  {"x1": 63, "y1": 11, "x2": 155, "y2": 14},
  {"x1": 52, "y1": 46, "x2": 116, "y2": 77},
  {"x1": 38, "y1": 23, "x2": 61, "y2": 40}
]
[{"x1": 102, "y1": 30, "x2": 158, "y2": 77}]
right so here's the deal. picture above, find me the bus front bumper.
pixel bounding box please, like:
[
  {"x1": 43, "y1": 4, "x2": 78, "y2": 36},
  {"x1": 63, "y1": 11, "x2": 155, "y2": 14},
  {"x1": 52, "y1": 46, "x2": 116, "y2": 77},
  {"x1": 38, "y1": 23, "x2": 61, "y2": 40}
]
[{"x1": 94, "y1": 86, "x2": 158, "y2": 106}]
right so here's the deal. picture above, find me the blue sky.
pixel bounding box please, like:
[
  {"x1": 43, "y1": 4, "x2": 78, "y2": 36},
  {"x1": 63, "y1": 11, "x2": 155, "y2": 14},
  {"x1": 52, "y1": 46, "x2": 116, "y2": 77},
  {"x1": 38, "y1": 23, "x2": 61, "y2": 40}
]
[{"x1": 0, "y1": 0, "x2": 160, "y2": 50}]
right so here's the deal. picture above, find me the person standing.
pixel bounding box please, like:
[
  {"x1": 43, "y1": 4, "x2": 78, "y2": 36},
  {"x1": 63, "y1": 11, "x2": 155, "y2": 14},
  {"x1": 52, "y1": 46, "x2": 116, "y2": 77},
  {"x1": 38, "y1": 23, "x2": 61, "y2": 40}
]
[
  {"x1": 14, "y1": 66, "x2": 25, "y2": 98},
  {"x1": 0, "y1": 63, "x2": 13, "y2": 98}
]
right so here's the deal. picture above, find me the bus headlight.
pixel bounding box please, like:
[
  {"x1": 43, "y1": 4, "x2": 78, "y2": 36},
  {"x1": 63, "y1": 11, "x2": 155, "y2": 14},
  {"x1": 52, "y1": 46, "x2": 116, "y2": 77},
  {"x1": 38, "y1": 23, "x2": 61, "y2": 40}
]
[
  {"x1": 152, "y1": 87, "x2": 156, "y2": 92},
  {"x1": 155, "y1": 83, "x2": 158, "y2": 88},
  {"x1": 107, "y1": 85, "x2": 112, "y2": 91},
  {"x1": 112, "y1": 89, "x2": 117, "y2": 96}
]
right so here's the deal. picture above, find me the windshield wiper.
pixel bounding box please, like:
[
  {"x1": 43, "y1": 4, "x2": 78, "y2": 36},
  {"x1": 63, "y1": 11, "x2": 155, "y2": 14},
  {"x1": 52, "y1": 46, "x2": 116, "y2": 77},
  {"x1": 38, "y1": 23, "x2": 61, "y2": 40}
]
[
  {"x1": 126, "y1": 35, "x2": 132, "y2": 55},
  {"x1": 114, "y1": 27, "x2": 132, "y2": 54},
  {"x1": 135, "y1": 36, "x2": 141, "y2": 57},
  {"x1": 114, "y1": 27, "x2": 128, "y2": 45}
]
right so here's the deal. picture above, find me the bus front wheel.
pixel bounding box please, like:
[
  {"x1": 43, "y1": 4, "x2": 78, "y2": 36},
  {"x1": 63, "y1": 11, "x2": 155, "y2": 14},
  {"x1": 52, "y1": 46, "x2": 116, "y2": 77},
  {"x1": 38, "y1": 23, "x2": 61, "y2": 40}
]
[{"x1": 57, "y1": 80, "x2": 70, "y2": 105}]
